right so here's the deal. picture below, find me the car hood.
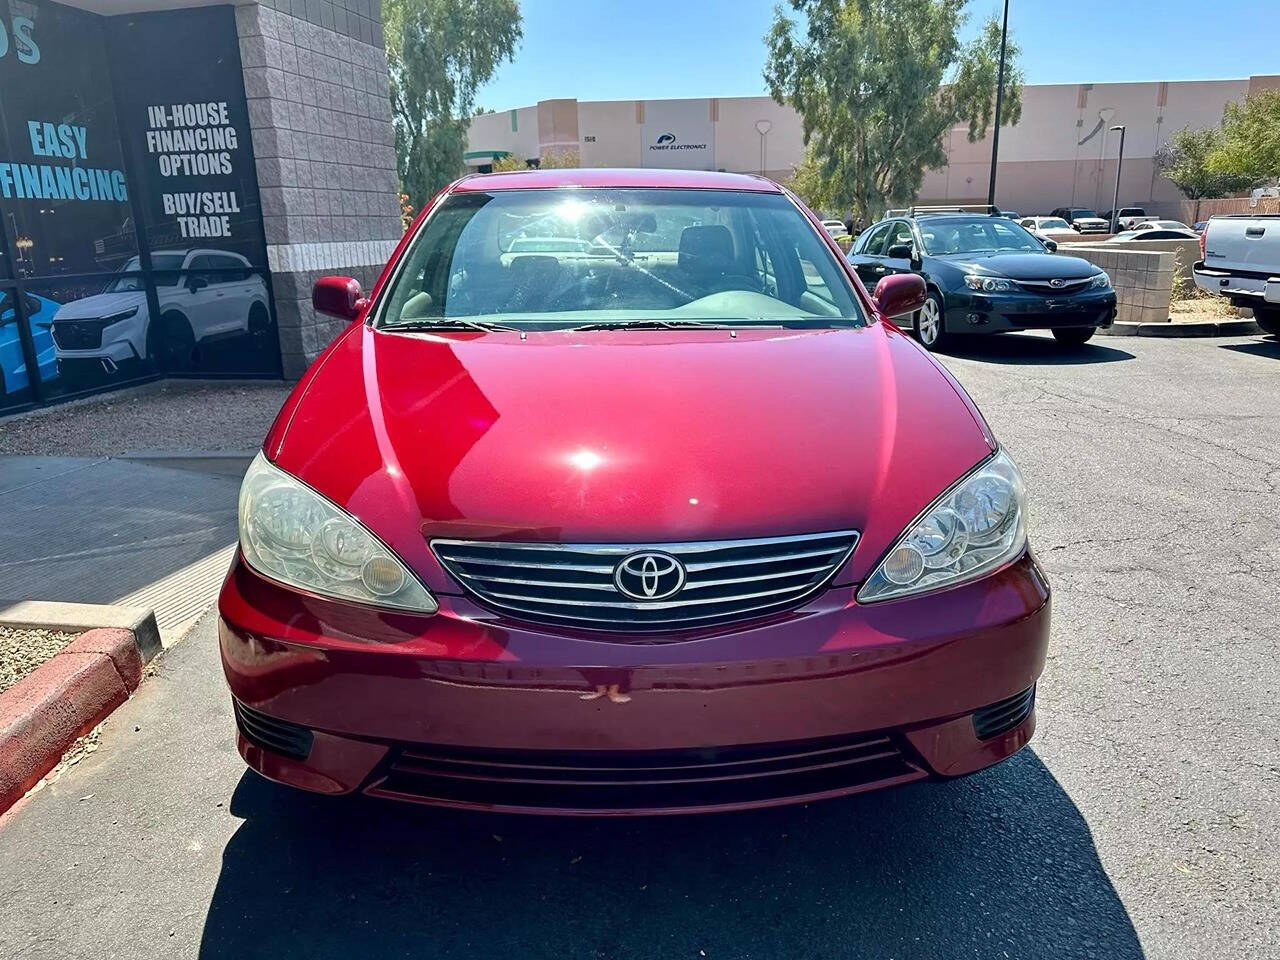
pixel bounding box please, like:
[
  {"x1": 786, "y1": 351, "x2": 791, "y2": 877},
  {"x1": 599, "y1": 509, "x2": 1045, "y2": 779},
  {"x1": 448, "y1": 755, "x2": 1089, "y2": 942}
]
[
  {"x1": 51, "y1": 292, "x2": 145, "y2": 321},
  {"x1": 935, "y1": 252, "x2": 1100, "y2": 279},
  {"x1": 271, "y1": 323, "x2": 995, "y2": 592}
]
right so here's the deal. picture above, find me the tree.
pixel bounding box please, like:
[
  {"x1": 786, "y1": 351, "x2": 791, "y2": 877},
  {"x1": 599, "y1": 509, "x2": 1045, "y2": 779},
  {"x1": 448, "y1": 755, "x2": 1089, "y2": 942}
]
[
  {"x1": 764, "y1": 0, "x2": 1022, "y2": 221},
  {"x1": 1208, "y1": 90, "x2": 1280, "y2": 184},
  {"x1": 488, "y1": 149, "x2": 580, "y2": 173},
  {"x1": 384, "y1": 0, "x2": 521, "y2": 207},
  {"x1": 1154, "y1": 125, "x2": 1252, "y2": 199}
]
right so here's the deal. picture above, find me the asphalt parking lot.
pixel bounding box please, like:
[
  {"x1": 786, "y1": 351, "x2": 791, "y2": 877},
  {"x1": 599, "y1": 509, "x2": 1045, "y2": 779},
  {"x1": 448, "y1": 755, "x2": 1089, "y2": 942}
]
[{"x1": 1, "y1": 331, "x2": 1277, "y2": 959}]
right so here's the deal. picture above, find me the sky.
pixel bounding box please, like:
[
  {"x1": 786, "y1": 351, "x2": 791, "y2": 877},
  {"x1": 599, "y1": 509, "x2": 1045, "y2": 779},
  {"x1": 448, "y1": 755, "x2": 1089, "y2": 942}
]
[{"x1": 475, "y1": 0, "x2": 1280, "y2": 111}]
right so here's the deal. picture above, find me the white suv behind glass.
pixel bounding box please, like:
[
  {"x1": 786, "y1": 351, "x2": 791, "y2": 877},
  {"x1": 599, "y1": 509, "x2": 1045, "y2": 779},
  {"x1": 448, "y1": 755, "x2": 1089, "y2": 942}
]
[{"x1": 51, "y1": 249, "x2": 270, "y2": 375}]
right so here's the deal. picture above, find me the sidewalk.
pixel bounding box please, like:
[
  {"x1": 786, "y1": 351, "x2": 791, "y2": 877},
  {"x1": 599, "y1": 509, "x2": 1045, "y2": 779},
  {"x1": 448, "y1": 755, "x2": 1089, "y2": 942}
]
[{"x1": 0, "y1": 456, "x2": 240, "y2": 644}]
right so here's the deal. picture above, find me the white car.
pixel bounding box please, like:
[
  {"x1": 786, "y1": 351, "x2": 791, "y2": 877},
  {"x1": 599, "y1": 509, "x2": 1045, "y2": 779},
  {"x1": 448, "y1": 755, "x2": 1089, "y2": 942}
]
[
  {"x1": 1133, "y1": 220, "x2": 1192, "y2": 231},
  {"x1": 1104, "y1": 226, "x2": 1200, "y2": 243},
  {"x1": 821, "y1": 219, "x2": 849, "y2": 238},
  {"x1": 51, "y1": 250, "x2": 270, "y2": 375},
  {"x1": 1019, "y1": 216, "x2": 1078, "y2": 241}
]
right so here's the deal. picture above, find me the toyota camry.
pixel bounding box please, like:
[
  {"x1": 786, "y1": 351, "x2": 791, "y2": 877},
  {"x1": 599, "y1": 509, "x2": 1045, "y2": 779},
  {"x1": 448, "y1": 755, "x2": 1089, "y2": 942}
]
[{"x1": 218, "y1": 168, "x2": 1050, "y2": 815}]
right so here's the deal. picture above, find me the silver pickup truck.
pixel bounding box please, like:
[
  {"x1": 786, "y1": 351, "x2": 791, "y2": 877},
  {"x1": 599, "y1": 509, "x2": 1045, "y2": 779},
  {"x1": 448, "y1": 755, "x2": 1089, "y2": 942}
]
[{"x1": 1193, "y1": 215, "x2": 1280, "y2": 334}]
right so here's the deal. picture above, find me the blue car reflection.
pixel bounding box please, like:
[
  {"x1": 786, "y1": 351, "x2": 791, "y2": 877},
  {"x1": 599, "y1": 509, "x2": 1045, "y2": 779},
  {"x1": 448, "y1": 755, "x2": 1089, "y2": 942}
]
[{"x1": 1, "y1": 292, "x2": 61, "y2": 396}]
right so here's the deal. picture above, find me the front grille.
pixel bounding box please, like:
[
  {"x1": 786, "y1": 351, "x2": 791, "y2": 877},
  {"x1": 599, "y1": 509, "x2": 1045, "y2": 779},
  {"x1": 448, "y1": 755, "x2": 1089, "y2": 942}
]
[
  {"x1": 51, "y1": 320, "x2": 104, "y2": 350},
  {"x1": 233, "y1": 700, "x2": 313, "y2": 759},
  {"x1": 431, "y1": 531, "x2": 858, "y2": 633},
  {"x1": 973, "y1": 685, "x2": 1036, "y2": 740},
  {"x1": 370, "y1": 732, "x2": 922, "y2": 812},
  {"x1": 1017, "y1": 278, "x2": 1090, "y2": 295}
]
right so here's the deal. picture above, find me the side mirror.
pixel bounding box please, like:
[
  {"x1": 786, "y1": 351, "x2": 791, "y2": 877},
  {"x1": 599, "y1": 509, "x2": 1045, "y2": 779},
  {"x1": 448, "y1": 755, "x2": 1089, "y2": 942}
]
[
  {"x1": 187, "y1": 275, "x2": 209, "y2": 293},
  {"x1": 313, "y1": 276, "x2": 365, "y2": 321},
  {"x1": 1042, "y1": 238, "x2": 1058, "y2": 253},
  {"x1": 872, "y1": 273, "x2": 927, "y2": 319},
  {"x1": 886, "y1": 243, "x2": 913, "y2": 261}
]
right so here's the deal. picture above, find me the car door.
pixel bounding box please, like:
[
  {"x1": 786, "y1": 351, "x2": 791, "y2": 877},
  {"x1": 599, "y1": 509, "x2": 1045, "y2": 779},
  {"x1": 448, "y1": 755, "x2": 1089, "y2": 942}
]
[
  {"x1": 208, "y1": 254, "x2": 255, "y2": 335},
  {"x1": 181, "y1": 254, "x2": 221, "y2": 340},
  {"x1": 848, "y1": 222, "x2": 892, "y2": 288},
  {"x1": 881, "y1": 220, "x2": 918, "y2": 278}
]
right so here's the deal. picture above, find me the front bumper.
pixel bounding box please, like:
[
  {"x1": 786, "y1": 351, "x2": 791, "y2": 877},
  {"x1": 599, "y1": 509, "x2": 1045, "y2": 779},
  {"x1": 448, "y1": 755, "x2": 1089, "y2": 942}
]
[
  {"x1": 218, "y1": 550, "x2": 1051, "y2": 815},
  {"x1": 948, "y1": 288, "x2": 1116, "y2": 333}
]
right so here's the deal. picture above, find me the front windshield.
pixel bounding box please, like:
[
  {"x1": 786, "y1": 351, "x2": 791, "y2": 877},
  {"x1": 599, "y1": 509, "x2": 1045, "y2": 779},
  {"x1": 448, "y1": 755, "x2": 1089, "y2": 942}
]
[
  {"x1": 1071, "y1": 209, "x2": 1099, "y2": 218},
  {"x1": 919, "y1": 217, "x2": 1045, "y2": 256},
  {"x1": 378, "y1": 187, "x2": 865, "y2": 330},
  {"x1": 104, "y1": 254, "x2": 185, "y2": 292},
  {"x1": 1038, "y1": 218, "x2": 1070, "y2": 229}
]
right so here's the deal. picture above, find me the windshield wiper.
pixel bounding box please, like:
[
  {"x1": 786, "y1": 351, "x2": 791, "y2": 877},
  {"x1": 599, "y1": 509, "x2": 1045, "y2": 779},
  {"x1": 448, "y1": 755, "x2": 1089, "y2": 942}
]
[
  {"x1": 383, "y1": 317, "x2": 521, "y2": 333},
  {"x1": 569, "y1": 318, "x2": 731, "y2": 331}
]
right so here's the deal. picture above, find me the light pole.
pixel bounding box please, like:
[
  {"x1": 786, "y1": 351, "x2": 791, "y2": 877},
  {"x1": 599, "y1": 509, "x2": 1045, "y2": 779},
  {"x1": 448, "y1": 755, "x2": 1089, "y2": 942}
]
[
  {"x1": 1108, "y1": 124, "x2": 1126, "y2": 234},
  {"x1": 986, "y1": 0, "x2": 1010, "y2": 208},
  {"x1": 755, "y1": 120, "x2": 772, "y2": 176}
]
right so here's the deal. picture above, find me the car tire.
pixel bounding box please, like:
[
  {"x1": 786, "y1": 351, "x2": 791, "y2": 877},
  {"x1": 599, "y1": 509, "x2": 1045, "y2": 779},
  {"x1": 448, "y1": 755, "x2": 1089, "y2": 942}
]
[
  {"x1": 149, "y1": 311, "x2": 196, "y2": 373},
  {"x1": 247, "y1": 302, "x2": 271, "y2": 339},
  {"x1": 1254, "y1": 306, "x2": 1280, "y2": 336},
  {"x1": 1052, "y1": 326, "x2": 1097, "y2": 346},
  {"x1": 913, "y1": 291, "x2": 948, "y2": 349}
]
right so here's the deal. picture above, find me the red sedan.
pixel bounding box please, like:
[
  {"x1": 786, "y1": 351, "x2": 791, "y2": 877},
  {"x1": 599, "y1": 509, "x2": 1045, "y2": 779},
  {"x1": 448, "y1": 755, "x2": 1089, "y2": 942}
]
[{"x1": 218, "y1": 168, "x2": 1049, "y2": 815}]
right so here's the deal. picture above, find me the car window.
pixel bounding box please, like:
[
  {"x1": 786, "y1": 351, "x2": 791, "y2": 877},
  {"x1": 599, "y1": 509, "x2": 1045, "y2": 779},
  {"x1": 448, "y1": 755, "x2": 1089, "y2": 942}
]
[
  {"x1": 920, "y1": 217, "x2": 1043, "y2": 255},
  {"x1": 211, "y1": 254, "x2": 251, "y2": 281},
  {"x1": 379, "y1": 187, "x2": 866, "y2": 329},
  {"x1": 1040, "y1": 218, "x2": 1070, "y2": 229},
  {"x1": 886, "y1": 222, "x2": 914, "y2": 254},
  {"x1": 859, "y1": 223, "x2": 891, "y2": 257}
]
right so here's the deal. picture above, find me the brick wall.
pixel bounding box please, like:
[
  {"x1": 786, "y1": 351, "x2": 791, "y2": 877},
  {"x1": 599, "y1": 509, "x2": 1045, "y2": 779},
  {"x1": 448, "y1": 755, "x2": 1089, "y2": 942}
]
[
  {"x1": 1063, "y1": 245, "x2": 1175, "y2": 326},
  {"x1": 234, "y1": 0, "x2": 404, "y2": 377}
]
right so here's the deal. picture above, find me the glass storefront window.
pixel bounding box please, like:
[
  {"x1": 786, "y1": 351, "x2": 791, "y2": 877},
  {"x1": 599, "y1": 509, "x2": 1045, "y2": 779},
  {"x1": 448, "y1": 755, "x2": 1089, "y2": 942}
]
[
  {"x1": 0, "y1": 286, "x2": 37, "y2": 409},
  {"x1": 0, "y1": 0, "x2": 139, "y2": 278}
]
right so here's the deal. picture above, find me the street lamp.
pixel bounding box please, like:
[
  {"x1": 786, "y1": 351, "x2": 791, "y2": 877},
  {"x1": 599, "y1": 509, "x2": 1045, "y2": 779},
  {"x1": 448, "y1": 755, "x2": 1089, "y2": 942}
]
[
  {"x1": 1108, "y1": 124, "x2": 1126, "y2": 234},
  {"x1": 755, "y1": 120, "x2": 773, "y2": 176},
  {"x1": 986, "y1": 0, "x2": 1010, "y2": 208}
]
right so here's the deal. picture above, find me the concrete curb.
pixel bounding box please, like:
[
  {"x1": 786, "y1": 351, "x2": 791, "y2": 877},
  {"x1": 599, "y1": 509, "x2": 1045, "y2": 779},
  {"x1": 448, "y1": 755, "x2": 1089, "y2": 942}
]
[
  {"x1": 1100, "y1": 317, "x2": 1261, "y2": 338},
  {"x1": 0, "y1": 601, "x2": 162, "y2": 663},
  {"x1": 0, "y1": 627, "x2": 144, "y2": 813}
]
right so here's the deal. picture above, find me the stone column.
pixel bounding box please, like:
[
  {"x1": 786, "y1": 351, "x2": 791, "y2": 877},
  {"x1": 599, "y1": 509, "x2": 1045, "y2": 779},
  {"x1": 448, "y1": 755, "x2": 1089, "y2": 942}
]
[{"x1": 234, "y1": 0, "x2": 404, "y2": 377}]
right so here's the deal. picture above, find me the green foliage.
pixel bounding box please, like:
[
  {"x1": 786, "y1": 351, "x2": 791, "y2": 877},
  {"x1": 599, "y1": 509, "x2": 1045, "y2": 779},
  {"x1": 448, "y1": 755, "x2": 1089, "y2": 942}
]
[
  {"x1": 1155, "y1": 125, "x2": 1254, "y2": 199},
  {"x1": 384, "y1": 0, "x2": 521, "y2": 207},
  {"x1": 487, "y1": 149, "x2": 581, "y2": 173},
  {"x1": 1208, "y1": 90, "x2": 1280, "y2": 184},
  {"x1": 765, "y1": 0, "x2": 1022, "y2": 220}
]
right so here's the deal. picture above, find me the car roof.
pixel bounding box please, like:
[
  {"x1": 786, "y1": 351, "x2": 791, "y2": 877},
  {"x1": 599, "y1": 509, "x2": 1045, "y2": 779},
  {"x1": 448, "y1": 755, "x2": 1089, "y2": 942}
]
[{"x1": 453, "y1": 167, "x2": 782, "y2": 193}]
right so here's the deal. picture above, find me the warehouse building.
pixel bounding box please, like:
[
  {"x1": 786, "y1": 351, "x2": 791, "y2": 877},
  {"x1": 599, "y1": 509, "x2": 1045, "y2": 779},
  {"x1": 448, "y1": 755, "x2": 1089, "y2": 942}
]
[{"x1": 465, "y1": 74, "x2": 1280, "y2": 217}]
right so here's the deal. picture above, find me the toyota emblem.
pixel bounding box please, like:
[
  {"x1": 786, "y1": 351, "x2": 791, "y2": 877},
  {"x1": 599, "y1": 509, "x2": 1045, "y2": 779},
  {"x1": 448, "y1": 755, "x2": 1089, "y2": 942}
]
[{"x1": 613, "y1": 551, "x2": 686, "y2": 601}]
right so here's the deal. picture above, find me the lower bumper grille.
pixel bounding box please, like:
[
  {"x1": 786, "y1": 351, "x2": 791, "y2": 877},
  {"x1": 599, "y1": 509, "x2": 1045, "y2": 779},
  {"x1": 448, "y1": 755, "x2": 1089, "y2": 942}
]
[
  {"x1": 51, "y1": 321, "x2": 104, "y2": 350},
  {"x1": 233, "y1": 700, "x2": 313, "y2": 760},
  {"x1": 973, "y1": 685, "x2": 1036, "y2": 740},
  {"x1": 369, "y1": 732, "x2": 923, "y2": 812}
]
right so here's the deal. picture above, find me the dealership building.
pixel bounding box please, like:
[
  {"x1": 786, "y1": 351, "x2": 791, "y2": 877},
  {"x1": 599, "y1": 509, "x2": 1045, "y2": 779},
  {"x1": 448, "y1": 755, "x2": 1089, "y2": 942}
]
[
  {"x1": 466, "y1": 73, "x2": 1280, "y2": 216},
  {"x1": 0, "y1": 0, "x2": 404, "y2": 414}
]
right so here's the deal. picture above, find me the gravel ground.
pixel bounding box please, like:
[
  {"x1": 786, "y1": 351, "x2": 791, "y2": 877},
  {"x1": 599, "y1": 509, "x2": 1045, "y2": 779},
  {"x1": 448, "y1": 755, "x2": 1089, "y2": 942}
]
[
  {"x1": 0, "y1": 380, "x2": 293, "y2": 457},
  {"x1": 0, "y1": 627, "x2": 78, "y2": 694}
]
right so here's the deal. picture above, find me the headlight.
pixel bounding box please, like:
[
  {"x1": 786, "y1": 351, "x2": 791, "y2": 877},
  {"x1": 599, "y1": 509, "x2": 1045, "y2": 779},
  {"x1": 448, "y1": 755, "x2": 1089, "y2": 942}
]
[
  {"x1": 964, "y1": 275, "x2": 1016, "y2": 292},
  {"x1": 238, "y1": 452, "x2": 437, "y2": 613},
  {"x1": 858, "y1": 450, "x2": 1027, "y2": 603},
  {"x1": 1088, "y1": 272, "x2": 1112, "y2": 289},
  {"x1": 98, "y1": 306, "x2": 140, "y2": 325}
]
